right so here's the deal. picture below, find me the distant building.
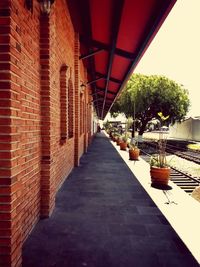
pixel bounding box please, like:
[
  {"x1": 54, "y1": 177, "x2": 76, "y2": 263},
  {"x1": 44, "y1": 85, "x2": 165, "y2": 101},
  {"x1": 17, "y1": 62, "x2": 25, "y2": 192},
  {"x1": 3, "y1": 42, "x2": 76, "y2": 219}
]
[{"x1": 169, "y1": 117, "x2": 200, "y2": 141}]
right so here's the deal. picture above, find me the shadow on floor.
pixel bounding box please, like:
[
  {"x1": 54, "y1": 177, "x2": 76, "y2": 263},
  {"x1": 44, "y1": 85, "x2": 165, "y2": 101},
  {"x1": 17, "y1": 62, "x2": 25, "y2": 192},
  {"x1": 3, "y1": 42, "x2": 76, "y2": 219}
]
[{"x1": 22, "y1": 132, "x2": 199, "y2": 267}]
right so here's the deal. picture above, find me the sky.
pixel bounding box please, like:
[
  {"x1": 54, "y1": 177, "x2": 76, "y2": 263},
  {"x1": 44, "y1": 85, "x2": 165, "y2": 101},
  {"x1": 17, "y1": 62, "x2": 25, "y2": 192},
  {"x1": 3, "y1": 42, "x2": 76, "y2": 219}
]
[{"x1": 134, "y1": 0, "x2": 200, "y2": 117}]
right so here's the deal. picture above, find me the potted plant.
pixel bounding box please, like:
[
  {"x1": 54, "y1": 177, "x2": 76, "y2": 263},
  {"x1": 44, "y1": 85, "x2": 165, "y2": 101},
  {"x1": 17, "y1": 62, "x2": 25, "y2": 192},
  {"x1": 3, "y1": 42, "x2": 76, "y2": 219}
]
[
  {"x1": 109, "y1": 129, "x2": 115, "y2": 141},
  {"x1": 116, "y1": 133, "x2": 122, "y2": 146},
  {"x1": 150, "y1": 152, "x2": 170, "y2": 186},
  {"x1": 109, "y1": 126, "x2": 118, "y2": 140},
  {"x1": 120, "y1": 134, "x2": 128, "y2": 150},
  {"x1": 150, "y1": 112, "x2": 170, "y2": 186},
  {"x1": 111, "y1": 131, "x2": 118, "y2": 142},
  {"x1": 129, "y1": 143, "x2": 140, "y2": 160}
]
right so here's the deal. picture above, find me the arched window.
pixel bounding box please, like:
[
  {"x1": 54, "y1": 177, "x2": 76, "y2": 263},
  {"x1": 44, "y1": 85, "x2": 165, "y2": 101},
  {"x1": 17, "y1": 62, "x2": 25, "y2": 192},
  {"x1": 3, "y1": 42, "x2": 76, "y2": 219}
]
[
  {"x1": 60, "y1": 65, "x2": 68, "y2": 143},
  {"x1": 68, "y1": 77, "x2": 74, "y2": 138},
  {"x1": 80, "y1": 95, "x2": 83, "y2": 135}
]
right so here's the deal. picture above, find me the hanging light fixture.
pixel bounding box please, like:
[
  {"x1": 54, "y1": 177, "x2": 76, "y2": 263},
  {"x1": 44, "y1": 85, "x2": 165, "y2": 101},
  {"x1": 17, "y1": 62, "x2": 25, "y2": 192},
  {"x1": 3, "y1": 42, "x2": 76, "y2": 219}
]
[
  {"x1": 80, "y1": 82, "x2": 86, "y2": 94},
  {"x1": 37, "y1": 0, "x2": 55, "y2": 14}
]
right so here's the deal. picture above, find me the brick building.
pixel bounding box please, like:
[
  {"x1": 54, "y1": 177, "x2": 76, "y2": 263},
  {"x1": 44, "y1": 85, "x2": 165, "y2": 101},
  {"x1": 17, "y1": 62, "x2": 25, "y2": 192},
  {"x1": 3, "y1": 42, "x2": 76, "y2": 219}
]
[{"x1": 0, "y1": 0, "x2": 176, "y2": 266}]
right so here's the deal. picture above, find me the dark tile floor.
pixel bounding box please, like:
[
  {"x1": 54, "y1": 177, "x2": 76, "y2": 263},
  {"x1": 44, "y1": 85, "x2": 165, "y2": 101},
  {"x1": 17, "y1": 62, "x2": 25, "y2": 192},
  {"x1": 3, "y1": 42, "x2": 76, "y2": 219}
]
[{"x1": 22, "y1": 132, "x2": 199, "y2": 267}]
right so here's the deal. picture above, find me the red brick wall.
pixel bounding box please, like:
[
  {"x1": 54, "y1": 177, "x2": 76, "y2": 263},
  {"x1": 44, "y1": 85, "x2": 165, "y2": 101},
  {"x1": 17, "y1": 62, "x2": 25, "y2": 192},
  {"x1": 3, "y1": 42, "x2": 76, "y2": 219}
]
[
  {"x1": 49, "y1": 0, "x2": 75, "y2": 206},
  {"x1": 40, "y1": 0, "x2": 77, "y2": 216},
  {"x1": 0, "y1": 0, "x2": 41, "y2": 266},
  {"x1": 0, "y1": 0, "x2": 93, "y2": 266},
  {"x1": 16, "y1": 1, "x2": 41, "y2": 240}
]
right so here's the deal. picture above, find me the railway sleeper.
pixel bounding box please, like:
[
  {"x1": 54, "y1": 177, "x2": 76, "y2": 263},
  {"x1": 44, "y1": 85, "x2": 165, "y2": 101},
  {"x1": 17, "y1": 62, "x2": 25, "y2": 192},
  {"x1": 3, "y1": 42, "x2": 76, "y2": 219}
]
[
  {"x1": 172, "y1": 180, "x2": 198, "y2": 184},
  {"x1": 170, "y1": 175, "x2": 189, "y2": 179},
  {"x1": 170, "y1": 177, "x2": 191, "y2": 181},
  {"x1": 174, "y1": 184, "x2": 197, "y2": 189},
  {"x1": 179, "y1": 186, "x2": 197, "y2": 189}
]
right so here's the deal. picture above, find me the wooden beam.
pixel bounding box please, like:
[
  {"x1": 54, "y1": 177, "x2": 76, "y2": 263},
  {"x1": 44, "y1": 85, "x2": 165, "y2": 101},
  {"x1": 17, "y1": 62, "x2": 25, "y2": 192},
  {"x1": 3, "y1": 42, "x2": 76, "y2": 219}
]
[
  {"x1": 79, "y1": 48, "x2": 104, "y2": 60},
  {"x1": 87, "y1": 76, "x2": 104, "y2": 85},
  {"x1": 80, "y1": 37, "x2": 135, "y2": 60},
  {"x1": 90, "y1": 87, "x2": 116, "y2": 96},
  {"x1": 95, "y1": 72, "x2": 121, "y2": 84}
]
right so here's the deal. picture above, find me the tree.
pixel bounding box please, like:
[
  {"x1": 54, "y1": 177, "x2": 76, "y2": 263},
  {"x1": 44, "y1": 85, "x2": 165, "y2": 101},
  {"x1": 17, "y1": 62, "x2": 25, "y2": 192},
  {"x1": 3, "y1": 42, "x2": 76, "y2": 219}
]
[{"x1": 110, "y1": 74, "x2": 190, "y2": 136}]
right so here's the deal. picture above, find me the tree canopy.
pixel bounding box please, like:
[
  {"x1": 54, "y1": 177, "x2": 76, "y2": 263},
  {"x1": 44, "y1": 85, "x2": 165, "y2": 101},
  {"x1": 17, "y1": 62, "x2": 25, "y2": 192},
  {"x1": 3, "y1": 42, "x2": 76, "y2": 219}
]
[{"x1": 110, "y1": 74, "x2": 190, "y2": 136}]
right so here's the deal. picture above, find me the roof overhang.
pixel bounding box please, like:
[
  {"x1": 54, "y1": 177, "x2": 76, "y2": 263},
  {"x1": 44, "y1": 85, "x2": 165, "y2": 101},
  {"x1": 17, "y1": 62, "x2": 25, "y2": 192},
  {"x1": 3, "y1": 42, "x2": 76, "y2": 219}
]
[{"x1": 68, "y1": 0, "x2": 177, "y2": 119}]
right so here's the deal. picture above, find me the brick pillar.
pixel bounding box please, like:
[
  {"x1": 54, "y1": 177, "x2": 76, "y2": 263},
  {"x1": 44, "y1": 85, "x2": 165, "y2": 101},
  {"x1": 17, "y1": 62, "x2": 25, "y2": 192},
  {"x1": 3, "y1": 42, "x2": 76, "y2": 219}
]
[
  {"x1": 84, "y1": 69, "x2": 89, "y2": 152},
  {"x1": 87, "y1": 93, "x2": 92, "y2": 143},
  {"x1": 74, "y1": 32, "x2": 80, "y2": 166},
  {"x1": 40, "y1": 15, "x2": 54, "y2": 217},
  {"x1": 83, "y1": 88, "x2": 88, "y2": 153},
  {"x1": 68, "y1": 69, "x2": 75, "y2": 139},
  {"x1": 0, "y1": 1, "x2": 22, "y2": 266}
]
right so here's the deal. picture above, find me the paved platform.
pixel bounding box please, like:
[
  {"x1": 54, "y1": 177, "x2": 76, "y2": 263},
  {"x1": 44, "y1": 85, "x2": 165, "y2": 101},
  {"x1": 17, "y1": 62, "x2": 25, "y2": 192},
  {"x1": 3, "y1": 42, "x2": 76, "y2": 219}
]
[
  {"x1": 110, "y1": 133, "x2": 200, "y2": 265},
  {"x1": 22, "y1": 132, "x2": 199, "y2": 267}
]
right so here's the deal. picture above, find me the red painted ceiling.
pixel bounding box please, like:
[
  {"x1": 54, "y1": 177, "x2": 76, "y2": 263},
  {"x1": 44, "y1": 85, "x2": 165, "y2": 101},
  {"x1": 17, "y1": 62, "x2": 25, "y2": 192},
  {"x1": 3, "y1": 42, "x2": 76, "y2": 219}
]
[{"x1": 68, "y1": 0, "x2": 177, "y2": 119}]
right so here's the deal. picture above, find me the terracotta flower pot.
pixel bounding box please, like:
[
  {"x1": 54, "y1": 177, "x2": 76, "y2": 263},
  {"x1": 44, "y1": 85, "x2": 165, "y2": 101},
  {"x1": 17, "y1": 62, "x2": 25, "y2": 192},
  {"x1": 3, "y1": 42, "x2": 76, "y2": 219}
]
[
  {"x1": 129, "y1": 148, "x2": 140, "y2": 160},
  {"x1": 116, "y1": 138, "x2": 122, "y2": 146},
  {"x1": 150, "y1": 166, "x2": 170, "y2": 186},
  {"x1": 112, "y1": 136, "x2": 116, "y2": 142},
  {"x1": 120, "y1": 141, "x2": 127, "y2": 150}
]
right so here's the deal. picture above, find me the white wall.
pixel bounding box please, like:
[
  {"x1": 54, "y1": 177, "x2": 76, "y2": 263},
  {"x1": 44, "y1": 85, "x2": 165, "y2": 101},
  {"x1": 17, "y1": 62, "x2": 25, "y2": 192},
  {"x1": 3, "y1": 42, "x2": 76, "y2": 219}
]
[
  {"x1": 192, "y1": 119, "x2": 200, "y2": 141},
  {"x1": 169, "y1": 118, "x2": 200, "y2": 141}
]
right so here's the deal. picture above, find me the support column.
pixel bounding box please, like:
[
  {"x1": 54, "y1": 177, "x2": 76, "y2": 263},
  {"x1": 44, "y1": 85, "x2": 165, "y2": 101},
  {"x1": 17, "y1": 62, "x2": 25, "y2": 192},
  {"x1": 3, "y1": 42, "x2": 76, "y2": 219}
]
[
  {"x1": 40, "y1": 15, "x2": 54, "y2": 217},
  {"x1": 84, "y1": 88, "x2": 88, "y2": 153},
  {"x1": 74, "y1": 32, "x2": 80, "y2": 166},
  {"x1": 87, "y1": 93, "x2": 93, "y2": 143}
]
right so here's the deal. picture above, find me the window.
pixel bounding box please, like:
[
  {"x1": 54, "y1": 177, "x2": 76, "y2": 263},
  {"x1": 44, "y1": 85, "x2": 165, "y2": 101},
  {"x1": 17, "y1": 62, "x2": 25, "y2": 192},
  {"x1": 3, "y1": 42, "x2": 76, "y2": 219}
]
[
  {"x1": 80, "y1": 95, "x2": 84, "y2": 135},
  {"x1": 60, "y1": 65, "x2": 68, "y2": 142},
  {"x1": 68, "y1": 77, "x2": 74, "y2": 138}
]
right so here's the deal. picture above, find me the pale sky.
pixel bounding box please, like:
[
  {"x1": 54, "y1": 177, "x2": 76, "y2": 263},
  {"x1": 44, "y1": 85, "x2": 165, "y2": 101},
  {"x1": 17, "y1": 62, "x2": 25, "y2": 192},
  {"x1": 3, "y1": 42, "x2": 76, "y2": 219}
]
[{"x1": 134, "y1": 0, "x2": 200, "y2": 117}]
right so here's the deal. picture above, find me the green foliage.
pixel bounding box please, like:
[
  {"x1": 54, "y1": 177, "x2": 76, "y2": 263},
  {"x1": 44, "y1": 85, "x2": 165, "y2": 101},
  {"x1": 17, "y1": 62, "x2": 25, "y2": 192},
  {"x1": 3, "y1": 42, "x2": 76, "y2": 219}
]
[
  {"x1": 150, "y1": 153, "x2": 168, "y2": 168},
  {"x1": 129, "y1": 143, "x2": 139, "y2": 150},
  {"x1": 111, "y1": 74, "x2": 190, "y2": 135},
  {"x1": 126, "y1": 117, "x2": 133, "y2": 129},
  {"x1": 103, "y1": 120, "x2": 111, "y2": 131},
  {"x1": 121, "y1": 133, "x2": 129, "y2": 142},
  {"x1": 114, "y1": 132, "x2": 121, "y2": 138}
]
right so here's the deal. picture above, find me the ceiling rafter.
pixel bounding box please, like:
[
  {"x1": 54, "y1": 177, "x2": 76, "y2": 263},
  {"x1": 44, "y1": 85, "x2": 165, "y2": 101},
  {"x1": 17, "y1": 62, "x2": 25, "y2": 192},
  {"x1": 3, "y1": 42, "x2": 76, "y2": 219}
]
[
  {"x1": 91, "y1": 98, "x2": 104, "y2": 103},
  {"x1": 95, "y1": 72, "x2": 121, "y2": 84},
  {"x1": 87, "y1": 76, "x2": 104, "y2": 85},
  {"x1": 95, "y1": 101, "x2": 110, "y2": 109},
  {"x1": 80, "y1": 37, "x2": 135, "y2": 60},
  {"x1": 87, "y1": 72, "x2": 121, "y2": 86},
  {"x1": 79, "y1": 48, "x2": 104, "y2": 60},
  {"x1": 90, "y1": 87, "x2": 116, "y2": 96},
  {"x1": 101, "y1": 0, "x2": 125, "y2": 118},
  {"x1": 92, "y1": 95, "x2": 113, "y2": 103}
]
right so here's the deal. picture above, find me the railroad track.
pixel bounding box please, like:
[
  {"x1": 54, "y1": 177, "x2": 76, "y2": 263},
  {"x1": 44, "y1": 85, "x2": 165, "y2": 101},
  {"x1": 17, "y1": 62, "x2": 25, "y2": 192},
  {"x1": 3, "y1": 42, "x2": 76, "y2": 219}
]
[
  {"x1": 143, "y1": 140, "x2": 200, "y2": 164},
  {"x1": 170, "y1": 167, "x2": 199, "y2": 194},
  {"x1": 140, "y1": 152, "x2": 200, "y2": 195},
  {"x1": 166, "y1": 144, "x2": 200, "y2": 164}
]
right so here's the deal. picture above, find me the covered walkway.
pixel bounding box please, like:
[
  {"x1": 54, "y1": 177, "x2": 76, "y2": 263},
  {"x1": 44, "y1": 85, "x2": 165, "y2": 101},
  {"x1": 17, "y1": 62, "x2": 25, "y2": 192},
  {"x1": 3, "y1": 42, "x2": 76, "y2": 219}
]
[{"x1": 22, "y1": 133, "x2": 199, "y2": 267}]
